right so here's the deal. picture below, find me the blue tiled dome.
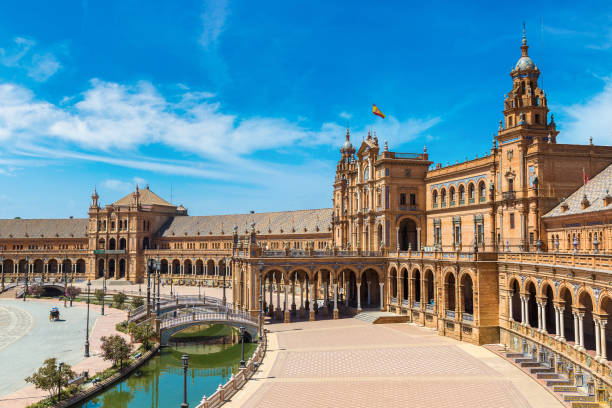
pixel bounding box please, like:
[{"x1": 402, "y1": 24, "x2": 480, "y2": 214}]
[{"x1": 515, "y1": 56, "x2": 536, "y2": 71}]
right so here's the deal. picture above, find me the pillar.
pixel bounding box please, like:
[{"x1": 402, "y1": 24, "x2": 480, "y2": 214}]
[
  {"x1": 542, "y1": 303, "x2": 547, "y2": 332},
  {"x1": 554, "y1": 307, "x2": 560, "y2": 338},
  {"x1": 276, "y1": 276, "x2": 282, "y2": 320},
  {"x1": 299, "y1": 280, "x2": 305, "y2": 318},
  {"x1": 595, "y1": 319, "x2": 601, "y2": 359},
  {"x1": 507, "y1": 292, "x2": 513, "y2": 321},
  {"x1": 367, "y1": 280, "x2": 371, "y2": 305},
  {"x1": 537, "y1": 302, "x2": 543, "y2": 330},
  {"x1": 520, "y1": 296, "x2": 526, "y2": 324},
  {"x1": 284, "y1": 282, "x2": 290, "y2": 323},
  {"x1": 559, "y1": 306, "x2": 566, "y2": 341},
  {"x1": 573, "y1": 312, "x2": 580, "y2": 349},
  {"x1": 291, "y1": 278, "x2": 296, "y2": 314},
  {"x1": 524, "y1": 297, "x2": 530, "y2": 327},
  {"x1": 600, "y1": 319, "x2": 607, "y2": 361},
  {"x1": 578, "y1": 313, "x2": 585, "y2": 351},
  {"x1": 268, "y1": 279, "x2": 274, "y2": 317},
  {"x1": 333, "y1": 283, "x2": 338, "y2": 319},
  {"x1": 324, "y1": 280, "x2": 329, "y2": 314},
  {"x1": 308, "y1": 283, "x2": 315, "y2": 321},
  {"x1": 356, "y1": 283, "x2": 362, "y2": 312},
  {"x1": 379, "y1": 282, "x2": 384, "y2": 311}
]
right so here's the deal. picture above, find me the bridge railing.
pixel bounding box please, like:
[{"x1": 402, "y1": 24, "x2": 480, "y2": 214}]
[{"x1": 160, "y1": 310, "x2": 257, "y2": 329}]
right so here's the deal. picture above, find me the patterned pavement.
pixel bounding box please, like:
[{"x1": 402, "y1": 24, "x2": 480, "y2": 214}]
[{"x1": 227, "y1": 318, "x2": 563, "y2": 408}]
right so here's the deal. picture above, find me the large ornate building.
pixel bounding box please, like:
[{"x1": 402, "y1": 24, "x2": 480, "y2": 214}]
[{"x1": 3, "y1": 29, "x2": 612, "y2": 402}]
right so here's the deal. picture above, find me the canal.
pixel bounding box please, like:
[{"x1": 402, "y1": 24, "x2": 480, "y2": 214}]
[{"x1": 78, "y1": 324, "x2": 257, "y2": 408}]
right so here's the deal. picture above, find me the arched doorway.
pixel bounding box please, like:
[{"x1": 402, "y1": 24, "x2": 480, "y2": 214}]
[
  {"x1": 76, "y1": 259, "x2": 86, "y2": 274},
  {"x1": 184, "y1": 260, "x2": 193, "y2": 275},
  {"x1": 412, "y1": 269, "x2": 421, "y2": 306},
  {"x1": 510, "y1": 279, "x2": 521, "y2": 322},
  {"x1": 389, "y1": 268, "x2": 397, "y2": 299},
  {"x1": 461, "y1": 274, "x2": 474, "y2": 316},
  {"x1": 398, "y1": 218, "x2": 417, "y2": 251},
  {"x1": 543, "y1": 284, "x2": 555, "y2": 335},
  {"x1": 560, "y1": 287, "x2": 574, "y2": 342},
  {"x1": 527, "y1": 282, "x2": 537, "y2": 327},
  {"x1": 579, "y1": 291, "x2": 596, "y2": 352},
  {"x1": 195, "y1": 260, "x2": 204, "y2": 275},
  {"x1": 172, "y1": 259, "x2": 180, "y2": 275},
  {"x1": 119, "y1": 238, "x2": 126, "y2": 250},
  {"x1": 206, "y1": 260, "x2": 215, "y2": 276},
  {"x1": 445, "y1": 273, "x2": 456, "y2": 313},
  {"x1": 109, "y1": 238, "x2": 116, "y2": 250},
  {"x1": 402, "y1": 268, "x2": 408, "y2": 301},
  {"x1": 119, "y1": 259, "x2": 126, "y2": 279},
  {"x1": 361, "y1": 269, "x2": 381, "y2": 309},
  {"x1": 424, "y1": 269, "x2": 435, "y2": 308},
  {"x1": 161, "y1": 259, "x2": 169, "y2": 275},
  {"x1": 108, "y1": 259, "x2": 116, "y2": 278},
  {"x1": 97, "y1": 259, "x2": 105, "y2": 278}
]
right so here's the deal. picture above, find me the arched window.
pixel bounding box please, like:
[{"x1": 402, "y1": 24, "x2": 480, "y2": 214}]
[
  {"x1": 449, "y1": 187, "x2": 456, "y2": 205},
  {"x1": 468, "y1": 183, "x2": 475, "y2": 202},
  {"x1": 440, "y1": 189, "x2": 447, "y2": 206},
  {"x1": 458, "y1": 185, "x2": 465, "y2": 204},
  {"x1": 478, "y1": 181, "x2": 486, "y2": 202},
  {"x1": 432, "y1": 190, "x2": 438, "y2": 207},
  {"x1": 363, "y1": 166, "x2": 369, "y2": 181}
]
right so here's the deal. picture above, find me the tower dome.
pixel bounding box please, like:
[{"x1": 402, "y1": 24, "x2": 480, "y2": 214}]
[
  {"x1": 514, "y1": 23, "x2": 537, "y2": 72},
  {"x1": 340, "y1": 128, "x2": 355, "y2": 155}
]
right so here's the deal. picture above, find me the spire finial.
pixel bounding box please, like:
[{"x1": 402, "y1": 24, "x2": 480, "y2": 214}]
[
  {"x1": 521, "y1": 22, "x2": 529, "y2": 57},
  {"x1": 346, "y1": 127, "x2": 350, "y2": 141},
  {"x1": 522, "y1": 21, "x2": 526, "y2": 45}
]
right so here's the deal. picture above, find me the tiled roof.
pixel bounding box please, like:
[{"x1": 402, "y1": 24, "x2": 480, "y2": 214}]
[
  {"x1": 544, "y1": 163, "x2": 612, "y2": 218},
  {"x1": 156, "y1": 208, "x2": 333, "y2": 237},
  {"x1": 113, "y1": 186, "x2": 175, "y2": 207},
  {"x1": 0, "y1": 218, "x2": 88, "y2": 239}
]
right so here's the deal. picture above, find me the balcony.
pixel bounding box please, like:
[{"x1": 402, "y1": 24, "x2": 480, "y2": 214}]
[
  {"x1": 479, "y1": 196, "x2": 486, "y2": 203},
  {"x1": 94, "y1": 249, "x2": 126, "y2": 255},
  {"x1": 450, "y1": 200, "x2": 456, "y2": 206},
  {"x1": 445, "y1": 310, "x2": 456, "y2": 319},
  {"x1": 459, "y1": 199, "x2": 465, "y2": 205},
  {"x1": 502, "y1": 191, "x2": 516, "y2": 200},
  {"x1": 441, "y1": 202, "x2": 446, "y2": 208},
  {"x1": 432, "y1": 203, "x2": 438, "y2": 208},
  {"x1": 468, "y1": 198, "x2": 475, "y2": 204}
]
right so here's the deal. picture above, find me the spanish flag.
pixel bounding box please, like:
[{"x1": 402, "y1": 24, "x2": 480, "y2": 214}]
[{"x1": 372, "y1": 104, "x2": 385, "y2": 119}]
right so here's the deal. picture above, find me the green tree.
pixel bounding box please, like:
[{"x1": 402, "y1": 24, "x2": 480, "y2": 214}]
[
  {"x1": 113, "y1": 292, "x2": 127, "y2": 309},
  {"x1": 25, "y1": 358, "x2": 75, "y2": 402},
  {"x1": 130, "y1": 296, "x2": 144, "y2": 309},
  {"x1": 132, "y1": 323, "x2": 154, "y2": 350},
  {"x1": 94, "y1": 289, "x2": 104, "y2": 304},
  {"x1": 100, "y1": 335, "x2": 132, "y2": 369},
  {"x1": 66, "y1": 286, "x2": 81, "y2": 299}
]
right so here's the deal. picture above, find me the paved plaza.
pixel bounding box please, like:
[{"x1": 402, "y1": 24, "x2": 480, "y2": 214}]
[
  {"x1": 228, "y1": 318, "x2": 563, "y2": 408},
  {"x1": 0, "y1": 299, "x2": 127, "y2": 408}
]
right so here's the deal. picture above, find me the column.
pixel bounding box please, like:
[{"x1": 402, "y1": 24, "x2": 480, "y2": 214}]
[
  {"x1": 379, "y1": 282, "x2": 384, "y2": 312},
  {"x1": 507, "y1": 292, "x2": 513, "y2": 321},
  {"x1": 595, "y1": 319, "x2": 601, "y2": 359},
  {"x1": 299, "y1": 280, "x2": 305, "y2": 318},
  {"x1": 573, "y1": 312, "x2": 580, "y2": 348},
  {"x1": 324, "y1": 281, "x2": 329, "y2": 314},
  {"x1": 559, "y1": 307, "x2": 566, "y2": 341},
  {"x1": 291, "y1": 278, "x2": 296, "y2": 314},
  {"x1": 601, "y1": 320, "x2": 607, "y2": 361},
  {"x1": 284, "y1": 282, "x2": 290, "y2": 323},
  {"x1": 367, "y1": 280, "x2": 371, "y2": 305},
  {"x1": 308, "y1": 283, "x2": 315, "y2": 321},
  {"x1": 578, "y1": 313, "x2": 585, "y2": 351},
  {"x1": 276, "y1": 276, "x2": 281, "y2": 320},
  {"x1": 524, "y1": 297, "x2": 530, "y2": 327},
  {"x1": 344, "y1": 276, "x2": 349, "y2": 307},
  {"x1": 268, "y1": 279, "x2": 274, "y2": 317},
  {"x1": 333, "y1": 283, "x2": 338, "y2": 319},
  {"x1": 542, "y1": 304, "x2": 547, "y2": 333},
  {"x1": 416, "y1": 227, "x2": 421, "y2": 251},
  {"x1": 554, "y1": 307, "x2": 560, "y2": 338},
  {"x1": 520, "y1": 296, "x2": 526, "y2": 324},
  {"x1": 537, "y1": 302, "x2": 542, "y2": 330},
  {"x1": 356, "y1": 283, "x2": 362, "y2": 311}
]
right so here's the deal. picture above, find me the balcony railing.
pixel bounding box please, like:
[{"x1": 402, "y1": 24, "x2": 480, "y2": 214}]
[
  {"x1": 425, "y1": 303, "x2": 434, "y2": 312},
  {"x1": 468, "y1": 198, "x2": 475, "y2": 204},
  {"x1": 462, "y1": 313, "x2": 474, "y2": 323},
  {"x1": 441, "y1": 202, "x2": 446, "y2": 208},
  {"x1": 445, "y1": 310, "x2": 455, "y2": 319},
  {"x1": 450, "y1": 200, "x2": 456, "y2": 206},
  {"x1": 479, "y1": 196, "x2": 486, "y2": 203},
  {"x1": 502, "y1": 191, "x2": 516, "y2": 200}
]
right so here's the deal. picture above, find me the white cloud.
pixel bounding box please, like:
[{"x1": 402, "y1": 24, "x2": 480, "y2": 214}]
[
  {"x1": 0, "y1": 37, "x2": 62, "y2": 81},
  {"x1": 200, "y1": 0, "x2": 229, "y2": 50},
  {"x1": 558, "y1": 77, "x2": 612, "y2": 145},
  {"x1": 102, "y1": 179, "x2": 133, "y2": 192},
  {"x1": 339, "y1": 111, "x2": 352, "y2": 120},
  {"x1": 0, "y1": 79, "x2": 441, "y2": 162}
]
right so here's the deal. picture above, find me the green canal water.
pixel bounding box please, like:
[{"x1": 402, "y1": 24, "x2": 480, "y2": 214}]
[{"x1": 78, "y1": 328, "x2": 257, "y2": 408}]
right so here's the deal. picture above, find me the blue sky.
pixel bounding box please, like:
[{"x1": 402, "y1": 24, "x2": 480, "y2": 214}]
[{"x1": 1, "y1": 1, "x2": 612, "y2": 218}]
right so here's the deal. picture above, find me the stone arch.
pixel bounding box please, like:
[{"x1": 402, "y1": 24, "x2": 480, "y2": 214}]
[
  {"x1": 423, "y1": 268, "x2": 435, "y2": 307},
  {"x1": 33, "y1": 259, "x2": 44, "y2": 275},
  {"x1": 509, "y1": 277, "x2": 521, "y2": 321},
  {"x1": 160, "y1": 259, "x2": 169, "y2": 274},
  {"x1": 525, "y1": 280, "x2": 537, "y2": 328},
  {"x1": 2, "y1": 259, "x2": 14, "y2": 277},
  {"x1": 559, "y1": 285, "x2": 575, "y2": 342},
  {"x1": 541, "y1": 282, "x2": 555, "y2": 335},
  {"x1": 599, "y1": 294, "x2": 612, "y2": 357},
  {"x1": 184, "y1": 259, "x2": 193, "y2": 275},
  {"x1": 62, "y1": 259, "x2": 72, "y2": 276},
  {"x1": 444, "y1": 270, "x2": 456, "y2": 312},
  {"x1": 389, "y1": 267, "x2": 398, "y2": 299},
  {"x1": 577, "y1": 287, "x2": 594, "y2": 308},
  {"x1": 398, "y1": 216, "x2": 418, "y2": 251},
  {"x1": 401, "y1": 267, "x2": 409, "y2": 300},
  {"x1": 432, "y1": 189, "x2": 439, "y2": 206},
  {"x1": 460, "y1": 272, "x2": 474, "y2": 315},
  {"x1": 457, "y1": 183, "x2": 466, "y2": 204},
  {"x1": 76, "y1": 259, "x2": 86, "y2": 274},
  {"x1": 119, "y1": 237, "x2": 127, "y2": 250},
  {"x1": 195, "y1": 259, "x2": 204, "y2": 275},
  {"x1": 467, "y1": 182, "x2": 475, "y2": 202},
  {"x1": 579, "y1": 289, "x2": 596, "y2": 351},
  {"x1": 206, "y1": 259, "x2": 215, "y2": 276},
  {"x1": 411, "y1": 267, "x2": 421, "y2": 304},
  {"x1": 360, "y1": 268, "x2": 381, "y2": 309},
  {"x1": 119, "y1": 258, "x2": 126, "y2": 278},
  {"x1": 109, "y1": 238, "x2": 116, "y2": 250},
  {"x1": 171, "y1": 259, "x2": 181, "y2": 275},
  {"x1": 108, "y1": 259, "x2": 116, "y2": 278},
  {"x1": 558, "y1": 283, "x2": 576, "y2": 307}
]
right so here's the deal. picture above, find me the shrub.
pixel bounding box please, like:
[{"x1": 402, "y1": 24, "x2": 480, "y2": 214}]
[
  {"x1": 100, "y1": 335, "x2": 131, "y2": 369},
  {"x1": 94, "y1": 289, "x2": 104, "y2": 304},
  {"x1": 132, "y1": 324, "x2": 154, "y2": 351},
  {"x1": 131, "y1": 296, "x2": 144, "y2": 309},
  {"x1": 113, "y1": 292, "x2": 127, "y2": 309},
  {"x1": 66, "y1": 286, "x2": 81, "y2": 299},
  {"x1": 25, "y1": 358, "x2": 76, "y2": 403}
]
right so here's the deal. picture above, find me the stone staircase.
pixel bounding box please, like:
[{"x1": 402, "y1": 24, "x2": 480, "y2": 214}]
[
  {"x1": 502, "y1": 351, "x2": 601, "y2": 408},
  {"x1": 0, "y1": 286, "x2": 17, "y2": 298},
  {"x1": 354, "y1": 311, "x2": 409, "y2": 324}
]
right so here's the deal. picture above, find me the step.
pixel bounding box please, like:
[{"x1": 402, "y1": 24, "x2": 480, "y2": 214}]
[
  {"x1": 571, "y1": 402, "x2": 601, "y2": 408},
  {"x1": 520, "y1": 361, "x2": 542, "y2": 368},
  {"x1": 530, "y1": 367, "x2": 554, "y2": 374},
  {"x1": 547, "y1": 379, "x2": 572, "y2": 387},
  {"x1": 537, "y1": 373, "x2": 560, "y2": 380},
  {"x1": 514, "y1": 357, "x2": 535, "y2": 364},
  {"x1": 505, "y1": 352, "x2": 524, "y2": 358},
  {"x1": 564, "y1": 394, "x2": 595, "y2": 402},
  {"x1": 553, "y1": 385, "x2": 578, "y2": 393}
]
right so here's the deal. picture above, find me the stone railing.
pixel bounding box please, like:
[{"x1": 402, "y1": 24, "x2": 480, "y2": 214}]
[
  {"x1": 498, "y1": 252, "x2": 612, "y2": 271},
  {"x1": 196, "y1": 335, "x2": 267, "y2": 408},
  {"x1": 260, "y1": 249, "x2": 384, "y2": 258}
]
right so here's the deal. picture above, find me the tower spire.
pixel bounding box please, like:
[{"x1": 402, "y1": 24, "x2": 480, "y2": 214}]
[{"x1": 521, "y1": 22, "x2": 529, "y2": 57}]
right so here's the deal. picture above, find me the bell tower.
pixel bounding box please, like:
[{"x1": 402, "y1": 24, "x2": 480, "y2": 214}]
[{"x1": 499, "y1": 24, "x2": 557, "y2": 143}]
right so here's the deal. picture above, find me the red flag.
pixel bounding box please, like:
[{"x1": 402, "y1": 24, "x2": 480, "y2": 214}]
[
  {"x1": 583, "y1": 168, "x2": 589, "y2": 185},
  {"x1": 372, "y1": 104, "x2": 385, "y2": 119}
]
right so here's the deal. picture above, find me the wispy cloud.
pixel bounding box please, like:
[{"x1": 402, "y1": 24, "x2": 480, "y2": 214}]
[
  {"x1": 199, "y1": 0, "x2": 229, "y2": 50},
  {"x1": 102, "y1": 177, "x2": 147, "y2": 192},
  {"x1": 558, "y1": 76, "x2": 612, "y2": 145},
  {"x1": 0, "y1": 37, "x2": 62, "y2": 81}
]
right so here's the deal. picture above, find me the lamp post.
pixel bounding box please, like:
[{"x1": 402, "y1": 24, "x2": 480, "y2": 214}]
[
  {"x1": 146, "y1": 258, "x2": 152, "y2": 316},
  {"x1": 239, "y1": 326, "x2": 246, "y2": 368},
  {"x1": 222, "y1": 258, "x2": 227, "y2": 305},
  {"x1": 23, "y1": 256, "x2": 30, "y2": 302},
  {"x1": 62, "y1": 259, "x2": 68, "y2": 308},
  {"x1": 181, "y1": 354, "x2": 189, "y2": 408},
  {"x1": 198, "y1": 281, "x2": 201, "y2": 299},
  {"x1": 258, "y1": 262, "x2": 264, "y2": 342},
  {"x1": 0, "y1": 256, "x2": 4, "y2": 293},
  {"x1": 57, "y1": 362, "x2": 64, "y2": 402},
  {"x1": 101, "y1": 271, "x2": 106, "y2": 316},
  {"x1": 85, "y1": 280, "x2": 91, "y2": 357},
  {"x1": 155, "y1": 259, "x2": 161, "y2": 317}
]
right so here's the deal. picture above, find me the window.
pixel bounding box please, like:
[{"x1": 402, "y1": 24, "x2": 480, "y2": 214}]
[
  {"x1": 409, "y1": 193, "x2": 416, "y2": 206},
  {"x1": 478, "y1": 181, "x2": 486, "y2": 202},
  {"x1": 449, "y1": 187, "x2": 456, "y2": 204},
  {"x1": 399, "y1": 193, "x2": 407, "y2": 206},
  {"x1": 405, "y1": 169, "x2": 411, "y2": 177},
  {"x1": 468, "y1": 184, "x2": 475, "y2": 200},
  {"x1": 441, "y1": 189, "x2": 447, "y2": 205},
  {"x1": 509, "y1": 213, "x2": 515, "y2": 229},
  {"x1": 535, "y1": 114, "x2": 540, "y2": 124},
  {"x1": 432, "y1": 190, "x2": 438, "y2": 206},
  {"x1": 508, "y1": 178, "x2": 514, "y2": 191},
  {"x1": 529, "y1": 232, "x2": 534, "y2": 245},
  {"x1": 458, "y1": 185, "x2": 465, "y2": 203},
  {"x1": 363, "y1": 166, "x2": 369, "y2": 181},
  {"x1": 509, "y1": 116, "x2": 513, "y2": 127},
  {"x1": 477, "y1": 224, "x2": 484, "y2": 244}
]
